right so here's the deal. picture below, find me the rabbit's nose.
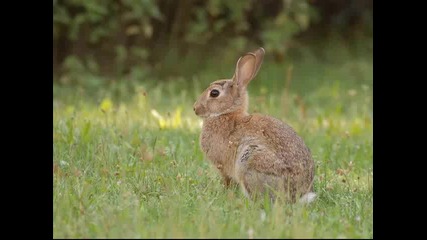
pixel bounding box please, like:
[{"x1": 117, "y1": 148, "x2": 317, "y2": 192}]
[{"x1": 193, "y1": 103, "x2": 201, "y2": 115}]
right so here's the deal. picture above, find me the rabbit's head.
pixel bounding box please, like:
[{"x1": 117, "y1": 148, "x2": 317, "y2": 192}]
[{"x1": 193, "y1": 48, "x2": 265, "y2": 118}]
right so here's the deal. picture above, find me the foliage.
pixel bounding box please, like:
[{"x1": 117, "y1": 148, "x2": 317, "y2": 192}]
[{"x1": 55, "y1": 0, "x2": 373, "y2": 80}]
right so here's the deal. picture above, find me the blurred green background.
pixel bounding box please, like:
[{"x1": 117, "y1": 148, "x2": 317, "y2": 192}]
[{"x1": 53, "y1": 0, "x2": 372, "y2": 90}]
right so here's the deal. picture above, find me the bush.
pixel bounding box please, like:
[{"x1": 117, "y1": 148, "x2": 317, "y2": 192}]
[{"x1": 53, "y1": 0, "x2": 372, "y2": 82}]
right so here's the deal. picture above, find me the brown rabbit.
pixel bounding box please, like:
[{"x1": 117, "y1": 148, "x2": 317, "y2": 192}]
[{"x1": 193, "y1": 48, "x2": 316, "y2": 203}]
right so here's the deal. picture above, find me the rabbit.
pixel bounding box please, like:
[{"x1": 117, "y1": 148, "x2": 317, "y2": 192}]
[{"x1": 193, "y1": 47, "x2": 316, "y2": 203}]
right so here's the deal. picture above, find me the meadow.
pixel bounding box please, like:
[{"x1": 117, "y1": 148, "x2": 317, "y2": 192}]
[{"x1": 53, "y1": 54, "x2": 373, "y2": 238}]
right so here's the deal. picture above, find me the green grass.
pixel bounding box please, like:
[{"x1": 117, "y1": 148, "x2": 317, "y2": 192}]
[{"x1": 53, "y1": 57, "x2": 373, "y2": 238}]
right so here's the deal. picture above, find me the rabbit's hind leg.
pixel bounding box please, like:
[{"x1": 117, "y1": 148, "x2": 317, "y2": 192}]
[{"x1": 235, "y1": 146, "x2": 281, "y2": 201}]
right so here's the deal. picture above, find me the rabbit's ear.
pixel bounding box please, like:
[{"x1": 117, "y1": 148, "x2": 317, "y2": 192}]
[
  {"x1": 234, "y1": 47, "x2": 265, "y2": 90},
  {"x1": 252, "y1": 47, "x2": 265, "y2": 79},
  {"x1": 234, "y1": 53, "x2": 256, "y2": 89}
]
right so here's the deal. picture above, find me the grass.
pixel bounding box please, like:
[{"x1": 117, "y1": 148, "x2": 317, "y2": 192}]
[{"x1": 53, "y1": 55, "x2": 373, "y2": 238}]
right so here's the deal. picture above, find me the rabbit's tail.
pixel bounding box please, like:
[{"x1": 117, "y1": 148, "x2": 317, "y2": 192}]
[
  {"x1": 298, "y1": 174, "x2": 317, "y2": 204},
  {"x1": 298, "y1": 192, "x2": 317, "y2": 204}
]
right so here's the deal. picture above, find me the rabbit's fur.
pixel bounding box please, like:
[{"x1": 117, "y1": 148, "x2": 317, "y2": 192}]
[{"x1": 193, "y1": 48, "x2": 315, "y2": 203}]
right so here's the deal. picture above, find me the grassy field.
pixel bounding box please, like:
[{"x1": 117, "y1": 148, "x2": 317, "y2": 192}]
[{"x1": 53, "y1": 56, "x2": 373, "y2": 238}]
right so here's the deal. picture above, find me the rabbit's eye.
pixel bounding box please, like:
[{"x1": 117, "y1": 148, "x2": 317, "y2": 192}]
[{"x1": 210, "y1": 89, "x2": 220, "y2": 98}]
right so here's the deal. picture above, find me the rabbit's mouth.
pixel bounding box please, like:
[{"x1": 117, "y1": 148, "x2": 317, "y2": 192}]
[
  {"x1": 194, "y1": 104, "x2": 224, "y2": 118},
  {"x1": 194, "y1": 107, "x2": 221, "y2": 118},
  {"x1": 193, "y1": 103, "x2": 206, "y2": 117},
  {"x1": 194, "y1": 101, "x2": 233, "y2": 118}
]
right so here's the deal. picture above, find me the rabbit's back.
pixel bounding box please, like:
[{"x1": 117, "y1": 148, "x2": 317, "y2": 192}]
[{"x1": 233, "y1": 114, "x2": 315, "y2": 192}]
